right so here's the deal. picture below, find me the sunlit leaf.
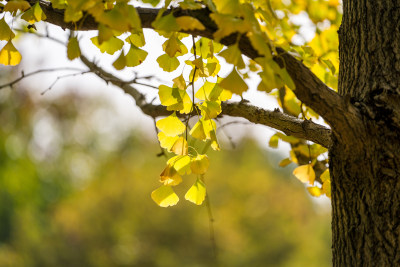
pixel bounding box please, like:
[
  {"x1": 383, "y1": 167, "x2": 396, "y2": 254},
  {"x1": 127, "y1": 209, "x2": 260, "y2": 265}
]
[
  {"x1": 185, "y1": 178, "x2": 206, "y2": 205},
  {"x1": 0, "y1": 41, "x2": 22, "y2": 66},
  {"x1": 307, "y1": 186, "x2": 323, "y2": 197},
  {"x1": 157, "y1": 131, "x2": 179, "y2": 152},
  {"x1": 173, "y1": 75, "x2": 186, "y2": 90},
  {"x1": 126, "y1": 30, "x2": 146, "y2": 47},
  {"x1": 170, "y1": 137, "x2": 188, "y2": 155},
  {"x1": 156, "y1": 112, "x2": 186, "y2": 137},
  {"x1": 160, "y1": 164, "x2": 182, "y2": 186},
  {"x1": 200, "y1": 101, "x2": 221, "y2": 119},
  {"x1": 190, "y1": 155, "x2": 209, "y2": 174},
  {"x1": 151, "y1": 185, "x2": 179, "y2": 207},
  {"x1": 293, "y1": 164, "x2": 316, "y2": 185},
  {"x1": 167, "y1": 155, "x2": 191, "y2": 175}
]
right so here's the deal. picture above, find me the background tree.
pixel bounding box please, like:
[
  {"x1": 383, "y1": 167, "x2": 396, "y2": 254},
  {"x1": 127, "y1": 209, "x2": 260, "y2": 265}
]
[{"x1": 0, "y1": 0, "x2": 398, "y2": 265}]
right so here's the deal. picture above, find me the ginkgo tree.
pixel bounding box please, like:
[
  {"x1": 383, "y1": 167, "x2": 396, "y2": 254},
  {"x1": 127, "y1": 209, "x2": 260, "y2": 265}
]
[{"x1": 1, "y1": 0, "x2": 399, "y2": 265}]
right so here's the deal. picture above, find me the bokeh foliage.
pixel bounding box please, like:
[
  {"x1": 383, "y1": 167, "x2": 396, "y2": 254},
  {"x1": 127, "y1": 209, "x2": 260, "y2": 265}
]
[{"x1": 0, "y1": 76, "x2": 330, "y2": 266}]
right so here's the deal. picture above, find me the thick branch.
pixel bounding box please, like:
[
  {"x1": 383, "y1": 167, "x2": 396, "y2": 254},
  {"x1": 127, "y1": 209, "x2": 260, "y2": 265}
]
[{"x1": 79, "y1": 55, "x2": 331, "y2": 148}]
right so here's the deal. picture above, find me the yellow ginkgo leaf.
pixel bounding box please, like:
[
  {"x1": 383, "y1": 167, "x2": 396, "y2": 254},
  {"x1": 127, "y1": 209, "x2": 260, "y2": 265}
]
[
  {"x1": 170, "y1": 136, "x2": 188, "y2": 155},
  {"x1": 126, "y1": 30, "x2": 146, "y2": 47},
  {"x1": 151, "y1": 185, "x2": 179, "y2": 207},
  {"x1": 21, "y1": 2, "x2": 46, "y2": 23},
  {"x1": 160, "y1": 164, "x2": 182, "y2": 186},
  {"x1": 218, "y1": 44, "x2": 245, "y2": 69},
  {"x1": 279, "y1": 158, "x2": 292, "y2": 167},
  {"x1": 157, "y1": 53, "x2": 180, "y2": 72},
  {"x1": 163, "y1": 36, "x2": 188, "y2": 57},
  {"x1": 293, "y1": 164, "x2": 316, "y2": 185},
  {"x1": 322, "y1": 180, "x2": 331, "y2": 198},
  {"x1": 67, "y1": 37, "x2": 81, "y2": 60},
  {"x1": 0, "y1": 41, "x2": 22, "y2": 66},
  {"x1": 157, "y1": 131, "x2": 179, "y2": 152},
  {"x1": 176, "y1": 16, "x2": 205, "y2": 31},
  {"x1": 112, "y1": 51, "x2": 126, "y2": 70},
  {"x1": 219, "y1": 67, "x2": 248, "y2": 96},
  {"x1": 125, "y1": 45, "x2": 148, "y2": 67},
  {"x1": 156, "y1": 112, "x2": 186, "y2": 137},
  {"x1": 173, "y1": 75, "x2": 186, "y2": 90},
  {"x1": 167, "y1": 155, "x2": 191, "y2": 175},
  {"x1": 190, "y1": 119, "x2": 207, "y2": 140},
  {"x1": 97, "y1": 24, "x2": 114, "y2": 44},
  {"x1": 213, "y1": 0, "x2": 240, "y2": 14},
  {"x1": 185, "y1": 178, "x2": 206, "y2": 205},
  {"x1": 91, "y1": 36, "x2": 124, "y2": 55},
  {"x1": 307, "y1": 186, "x2": 323, "y2": 197},
  {"x1": 190, "y1": 155, "x2": 209, "y2": 174},
  {"x1": 0, "y1": 18, "x2": 15, "y2": 41},
  {"x1": 200, "y1": 101, "x2": 221, "y2": 119}
]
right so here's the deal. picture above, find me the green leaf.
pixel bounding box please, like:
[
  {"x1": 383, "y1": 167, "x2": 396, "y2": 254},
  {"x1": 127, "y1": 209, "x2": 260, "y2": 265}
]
[
  {"x1": 125, "y1": 45, "x2": 148, "y2": 67},
  {"x1": 185, "y1": 178, "x2": 206, "y2": 205},
  {"x1": 67, "y1": 37, "x2": 81, "y2": 60},
  {"x1": 157, "y1": 54, "x2": 180, "y2": 72},
  {"x1": 112, "y1": 51, "x2": 126, "y2": 70},
  {"x1": 152, "y1": 13, "x2": 180, "y2": 32},
  {"x1": 0, "y1": 18, "x2": 15, "y2": 41},
  {"x1": 126, "y1": 30, "x2": 146, "y2": 47},
  {"x1": 21, "y1": 2, "x2": 46, "y2": 23},
  {"x1": 91, "y1": 36, "x2": 124, "y2": 55},
  {"x1": 156, "y1": 112, "x2": 186, "y2": 137},
  {"x1": 151, "y1": 185, "x2": 179, "y2": 207},
  {"x1": 218, "y1": 44, "x2": 245, "y2": 69}
]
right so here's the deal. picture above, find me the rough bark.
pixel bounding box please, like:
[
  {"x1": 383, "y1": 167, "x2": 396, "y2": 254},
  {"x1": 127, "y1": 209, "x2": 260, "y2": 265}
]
[{"x1": 332, "y1": 0, "x2": 400, "y2": 265}]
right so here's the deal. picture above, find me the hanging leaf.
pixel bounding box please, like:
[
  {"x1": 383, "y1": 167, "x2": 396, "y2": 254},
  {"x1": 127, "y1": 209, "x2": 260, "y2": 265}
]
[
  {"x1": 151, "y1": 185, "x2": 179, "y2": 207},
  {"x1": 219, "y1": 68, "x2": 248, "y2": 96},
  {"x1": 170, "y1": 136, "x2": 188, "y2": 155},
  {"x1": 158, "y1": 131, "x2": 179, "y2": 152},
  {"x1": 0, "y1": 18, "x2": 15, "y2": 41},
  {"x1": 0, "y1": 41, "x2": 22, "y2": 66},
  {"x1": 293, "y1": 164, "x2": 316, "y2": 185},
  {"x1": 21, "y1": 2, "x2": 46, "y2": 23},
  {"x1": 185, "y1": 178, "x2": 206, "y2": 205},
  {"x1": 160, "y1": 165, "x2": 182, "y2": 186},
  {"x1": 218, "y1": 44, "x2": 245, "y2": 69},
  {"x1": 67, "y1": 37, "x2": 81, "y2": 60},
  {"x1": 125, "y1": 45, "x2": 148, "y2": 67},
  {"x1": 91, "y1": 36, "x2": 124, "y2": 55},
  {"x1": 112, "y1": 51, "x2": 126, "y2": 70},
  {"x1": 4, "y1": 0, "x2": 31, "y2": 15},
  {"x1": 157, "y1": 54, "x2": 180, "y2": 72},
  {"x1": 190, "y1": 155, "x2": 209, "y2": 174},
  {"x1": 156, "y1": 112, "x2": 186, "y2": 137}
]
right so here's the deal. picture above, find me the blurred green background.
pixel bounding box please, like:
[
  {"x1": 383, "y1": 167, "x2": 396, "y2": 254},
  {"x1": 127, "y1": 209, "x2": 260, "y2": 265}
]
[{"x1": 0, "y1": 74, "x2": 331, "y2": 266}]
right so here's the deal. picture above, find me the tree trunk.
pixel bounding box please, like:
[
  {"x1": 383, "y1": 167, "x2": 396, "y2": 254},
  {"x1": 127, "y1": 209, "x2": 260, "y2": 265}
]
[{"x1": 332, "y1": 0, "x2": 400, "y2": 265}]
